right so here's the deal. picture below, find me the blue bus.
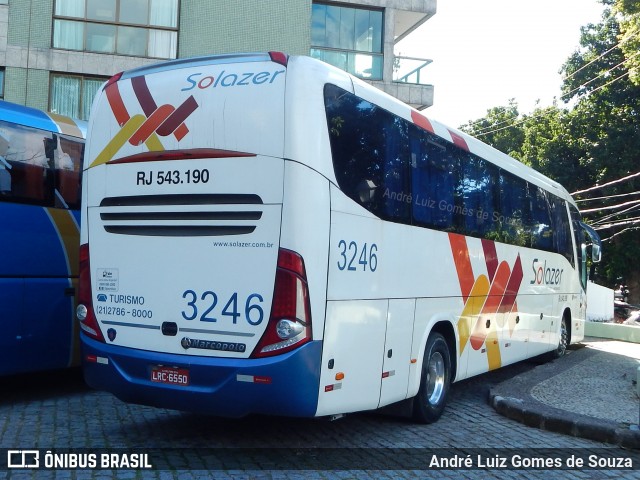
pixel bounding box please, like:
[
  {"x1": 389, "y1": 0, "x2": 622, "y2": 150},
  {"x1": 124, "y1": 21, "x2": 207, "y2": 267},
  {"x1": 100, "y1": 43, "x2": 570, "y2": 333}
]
[{"x1": 0, "y1": 100, "x2": 85, "y2": 375}]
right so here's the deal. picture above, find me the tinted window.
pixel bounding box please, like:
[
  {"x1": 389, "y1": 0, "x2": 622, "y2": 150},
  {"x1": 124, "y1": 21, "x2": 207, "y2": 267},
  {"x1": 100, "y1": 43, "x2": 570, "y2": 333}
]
[
  {"x1": 324, "y1": 84, "x2": 573, "y2": 259},
  {"x1": 325, "y1": 84, "x2": 410, "y2": 224},
  {"x1": 495, "y1": 171, "x2": 530, "y2": 247},
  {"x1": 0, "y1": 120, "x2": 83, "y2": 209},
  {"x1": 550, "y1": 196, "x2": 574, "y2": 264},
  {"x1": 530, "y1": 186, "x2": 554, "y2": 251},
  {"x1": 410, "y1": 128, "x2": 457, "y2": 230}
]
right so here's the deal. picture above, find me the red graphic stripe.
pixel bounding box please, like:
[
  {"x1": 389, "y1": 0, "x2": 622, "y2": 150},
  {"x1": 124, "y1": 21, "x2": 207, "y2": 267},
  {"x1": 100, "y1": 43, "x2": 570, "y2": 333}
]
[
  {"x1": 481, "y1": 261, "x2": 511, "y2": 315},
  {"x1": 128, "y1": 105, "x2": 175, "y2": 146},
  {"x1": 156, "y1": 96, "x2": 199, "y2": 137},
  {"x1": 448, "y1": 233, "x2": 474, "y2": 302},
  {"x1": 411, "y1": 110, "x2": 434, "y2": 133},
  {"x1": 448, "y1": 130, "x2": 469, "y2": 151},
  {"x1": 105, "y1": 83, "x2": 130, "y2": 126},
  {"x1": 131, "y1": 76, "x2": 158, "y2": 117},
  {"x1": 497, "y1": 254, "x2": 524, "y2": 314},
  {"x1": 470, "y1": 261, "x2": 511, "y2": 350},
  {"x1": 481, "y1": 239, "x2": 498, "y2": 283}
]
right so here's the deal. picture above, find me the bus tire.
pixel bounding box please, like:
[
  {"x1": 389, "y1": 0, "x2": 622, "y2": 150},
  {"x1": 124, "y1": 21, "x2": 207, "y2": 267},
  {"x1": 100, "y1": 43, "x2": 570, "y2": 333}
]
[
  {"x1": 549, "y1": 314, "x2": 569, "y2": 360},
  {"x1": 412, "y1": 332, "x2": 451, "y2": 423}
]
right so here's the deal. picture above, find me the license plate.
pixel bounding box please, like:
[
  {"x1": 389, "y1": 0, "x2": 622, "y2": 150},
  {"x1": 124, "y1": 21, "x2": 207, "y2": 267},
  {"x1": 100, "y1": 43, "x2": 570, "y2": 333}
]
[{"x1": 150, "y1": 366, "x2": 190, "y2": 386}]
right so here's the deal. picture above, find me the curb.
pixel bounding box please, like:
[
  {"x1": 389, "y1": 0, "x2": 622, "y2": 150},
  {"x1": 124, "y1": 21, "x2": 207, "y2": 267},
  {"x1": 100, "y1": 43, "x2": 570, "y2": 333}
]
[{"x1": 489, "y1": 345, "x2": 640, "y2": 449}]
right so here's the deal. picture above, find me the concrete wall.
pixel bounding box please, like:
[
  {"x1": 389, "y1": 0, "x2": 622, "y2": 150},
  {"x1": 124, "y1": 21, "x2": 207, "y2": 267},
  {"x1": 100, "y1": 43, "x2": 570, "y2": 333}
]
[
  {"x1": 179, "y1": 0, "x2": 311, "y2": 57},
  {"x1": 586, "y1": 281, "x2": 614, "y2": 322}
]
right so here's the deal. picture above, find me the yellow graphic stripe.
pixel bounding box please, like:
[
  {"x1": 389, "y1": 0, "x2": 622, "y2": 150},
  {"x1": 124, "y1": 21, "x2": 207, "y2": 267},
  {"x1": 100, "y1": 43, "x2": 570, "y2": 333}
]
[
  {"x1": 90, "y1": 114, "x2": 146, "y2": 168},
  {"x1": 46, "y1": 208, "x2": 80, "y2": 276},
  {"x1": 45, "y1": 208, "x2": 81, "y2": 368},
  {"x1": 145, "y1": 132, "x2": 164, "y2": 152},
  {"x1": 457, "y1": 274, "x2": 489, "y2": 354},
  {"x1": 485, "y1": 324, "x2": 501, "y2": 371},
  {"x1": 48, "y1": 112, "x2": 84, "y2": 138}
]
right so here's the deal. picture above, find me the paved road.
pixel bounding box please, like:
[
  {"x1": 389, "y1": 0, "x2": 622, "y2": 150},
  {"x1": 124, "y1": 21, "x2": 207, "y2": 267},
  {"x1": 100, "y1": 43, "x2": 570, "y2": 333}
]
[{"x1": 0, "y1": 359, "x2": 636, "y2": 479}]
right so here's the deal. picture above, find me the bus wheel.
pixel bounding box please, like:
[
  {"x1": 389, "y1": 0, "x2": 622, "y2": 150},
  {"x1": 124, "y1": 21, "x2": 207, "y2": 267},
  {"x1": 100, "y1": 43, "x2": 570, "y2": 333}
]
[
  {"x1": 551, "y1": 315, "x2": 569, "y2": 359},
  {"x1": 413, "y1": 332, "x2": 451, "y2": 423}
]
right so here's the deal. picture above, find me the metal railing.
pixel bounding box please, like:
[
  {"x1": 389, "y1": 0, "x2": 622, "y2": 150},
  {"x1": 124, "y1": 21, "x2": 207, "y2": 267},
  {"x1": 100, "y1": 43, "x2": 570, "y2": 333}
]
[{"x1": 393, "y1": 56, "x2": 433, "y2": 85}]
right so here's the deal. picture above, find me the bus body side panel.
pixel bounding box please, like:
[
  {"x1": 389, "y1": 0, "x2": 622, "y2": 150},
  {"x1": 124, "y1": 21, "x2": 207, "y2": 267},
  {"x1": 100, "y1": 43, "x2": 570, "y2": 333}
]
[
  {"x1": 283, "y1": 56, "x2": 353, "y2": 185},
  {"x1": 280, "y1": 160, "x2": 331, "y2": 344},
  {"x1": 0, "y1": 203, "x2": 78, "y2": 374}
]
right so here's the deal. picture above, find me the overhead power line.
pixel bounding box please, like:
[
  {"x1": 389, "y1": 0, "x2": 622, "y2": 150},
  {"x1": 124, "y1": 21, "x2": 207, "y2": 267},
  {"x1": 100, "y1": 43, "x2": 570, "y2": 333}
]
[
  {"x1": 571, "y1": 170, "x2": 640, "y2": 196},
  {"x1": 589, "y1": 203, "x2": 640, "y2": 225},
  {"x1": 600, "y1": 226, "x2": 640, "y2": 242},
  {"x1": 592, "y1": 216, "x2": 640, "y2": 231},
  {"x1": 580, "y1": 198, "x2": 640, "y2": 214},
  {"x1": 575, "y1": 190, "x2": 640, "y2": 203}
]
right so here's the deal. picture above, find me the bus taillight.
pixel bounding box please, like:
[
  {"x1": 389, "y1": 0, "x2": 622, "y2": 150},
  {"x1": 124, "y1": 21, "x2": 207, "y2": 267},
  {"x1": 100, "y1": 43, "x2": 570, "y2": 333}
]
[
  {"x1": 251, "y1": 248, "x2": 311, "y2": 358},
  {"x1": 77, "y1": 244, "x2": 105, "y2": 342}
]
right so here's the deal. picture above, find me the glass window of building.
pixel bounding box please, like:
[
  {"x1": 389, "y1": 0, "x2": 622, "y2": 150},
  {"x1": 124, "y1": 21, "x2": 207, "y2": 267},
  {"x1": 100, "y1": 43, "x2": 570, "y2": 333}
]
[
  {"x1": 0, "y1": 69, "x2": 4, "y2": 99},
  {"x1": 49, "y1": 74, "x2": 107, "y2": 121},
  {"x1": 311, "y1": 2, "x2": 383, "y2": 80},
  {"x1": 52, "y1": 0, "x2": 178, "y2": 59}
]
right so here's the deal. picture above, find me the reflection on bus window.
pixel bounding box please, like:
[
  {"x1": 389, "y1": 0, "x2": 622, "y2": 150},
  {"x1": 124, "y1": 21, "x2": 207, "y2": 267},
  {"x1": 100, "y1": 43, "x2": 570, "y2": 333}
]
[{"x1": 0, "y1": 120, "x2": 83, "y2": 209}]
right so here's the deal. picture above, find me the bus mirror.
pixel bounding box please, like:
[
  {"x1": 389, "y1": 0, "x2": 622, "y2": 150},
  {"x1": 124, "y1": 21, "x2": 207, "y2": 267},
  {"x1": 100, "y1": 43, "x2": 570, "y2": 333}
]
[
  {"x1": 579, "y1": 221, "x2": 602, "y2": 264},
  {"x1": 357, "y1": 179, "x2": 377, "y2": 204}
]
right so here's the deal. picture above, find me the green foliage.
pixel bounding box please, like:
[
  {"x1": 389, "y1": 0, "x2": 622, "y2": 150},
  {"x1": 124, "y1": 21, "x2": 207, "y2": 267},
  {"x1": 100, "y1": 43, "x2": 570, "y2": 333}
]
[
  {"x1": 460, "y1": 4, "x2": 640, "y2": 297},
  {"x1": 614, "y1": 0, "x2": 640, "y2": 85}
]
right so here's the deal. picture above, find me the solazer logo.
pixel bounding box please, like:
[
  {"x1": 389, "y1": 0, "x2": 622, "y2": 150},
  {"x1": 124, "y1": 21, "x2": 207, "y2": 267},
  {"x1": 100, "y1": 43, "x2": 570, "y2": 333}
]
[{"x1": 530, "y1": 258, "x2": 564, "y2": 286}]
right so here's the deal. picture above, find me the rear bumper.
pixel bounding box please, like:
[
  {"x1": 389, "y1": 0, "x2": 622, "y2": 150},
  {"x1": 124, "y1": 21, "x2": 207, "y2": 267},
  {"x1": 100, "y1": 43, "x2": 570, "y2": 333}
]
[{"x1": 81, "y1": 334, "x2": 321, "y2": 417}]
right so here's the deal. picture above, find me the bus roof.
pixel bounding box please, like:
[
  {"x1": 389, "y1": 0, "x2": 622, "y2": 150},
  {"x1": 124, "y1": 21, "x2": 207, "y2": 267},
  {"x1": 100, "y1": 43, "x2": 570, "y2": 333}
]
[{"x1": 0, "y1": 100, "x2": 86, "y2": 139}]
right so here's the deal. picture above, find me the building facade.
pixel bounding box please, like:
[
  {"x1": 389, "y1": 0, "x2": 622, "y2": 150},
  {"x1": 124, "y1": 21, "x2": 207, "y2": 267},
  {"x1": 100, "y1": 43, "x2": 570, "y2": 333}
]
[{"x1": 0, "y1": 0, "x2": 435, "y2": 120}]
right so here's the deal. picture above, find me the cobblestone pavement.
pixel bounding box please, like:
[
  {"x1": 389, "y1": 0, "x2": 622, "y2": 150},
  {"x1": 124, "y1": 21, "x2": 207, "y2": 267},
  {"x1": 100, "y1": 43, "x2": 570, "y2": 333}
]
[{"x1": 0, "y1": 358, "x2": 638, "y2": 479}]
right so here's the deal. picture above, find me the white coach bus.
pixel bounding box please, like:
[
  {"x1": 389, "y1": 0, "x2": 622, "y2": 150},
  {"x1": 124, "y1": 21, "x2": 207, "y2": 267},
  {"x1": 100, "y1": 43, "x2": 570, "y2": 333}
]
[{"x1": 78, "y1": 52, "x2": 601, "y2": 422}]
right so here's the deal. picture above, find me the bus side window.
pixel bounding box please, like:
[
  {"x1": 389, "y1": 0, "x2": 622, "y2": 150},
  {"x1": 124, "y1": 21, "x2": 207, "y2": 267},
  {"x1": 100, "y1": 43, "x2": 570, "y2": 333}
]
[
  {"x1": 411, "y1": 129, "x2": 455, "y2": 230},
  {"x1": 0, "y1": 121, "x2": 53, "y2": 206},
  {"x1": 54, "y1": 136, "x2": 83, "y2": 209},
  {"x1": 530, "y1": 186, "x2": 554, "y2": 252}
]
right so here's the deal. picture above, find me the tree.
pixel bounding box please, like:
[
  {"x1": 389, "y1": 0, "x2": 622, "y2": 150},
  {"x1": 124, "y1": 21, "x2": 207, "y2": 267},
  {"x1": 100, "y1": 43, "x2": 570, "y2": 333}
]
[
  {"x1": 461, "y1": 3, "x2": 640, "y2": 301},
  {"x1": 614, "y1": 0, "x2": 640, "y2": 85}
]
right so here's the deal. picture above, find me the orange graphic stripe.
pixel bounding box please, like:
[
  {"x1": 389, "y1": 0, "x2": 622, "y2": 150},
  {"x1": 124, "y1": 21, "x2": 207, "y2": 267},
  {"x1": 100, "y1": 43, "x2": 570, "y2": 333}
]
[
  {"x1": 128, "y1": 104, "x2": 175, "y2": 146},
  {"x1": 448, "y1": 233, "x2": 475, "y2": 302},
  {"x1": 497, "y1": 254, "x2": 523, "y2": 314},
  {"x1": 173, "y1": 123, "x2": 189, "y2": 141},
  {"x1": 106, "y1": 82, "x2": 130, "y2": 126},
  {"x1": 479, "y1": 261, "x2": 511, "y2": 317}
]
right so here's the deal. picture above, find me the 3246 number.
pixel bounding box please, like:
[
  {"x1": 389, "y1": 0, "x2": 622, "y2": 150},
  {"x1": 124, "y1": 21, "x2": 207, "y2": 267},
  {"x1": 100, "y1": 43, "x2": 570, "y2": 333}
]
[
  {"x1": 181, "y1": 290, "x2": 264, "y2": 325},
  {"x1": 337, "y1": 240, "x2": 378, "y2": 272}
]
